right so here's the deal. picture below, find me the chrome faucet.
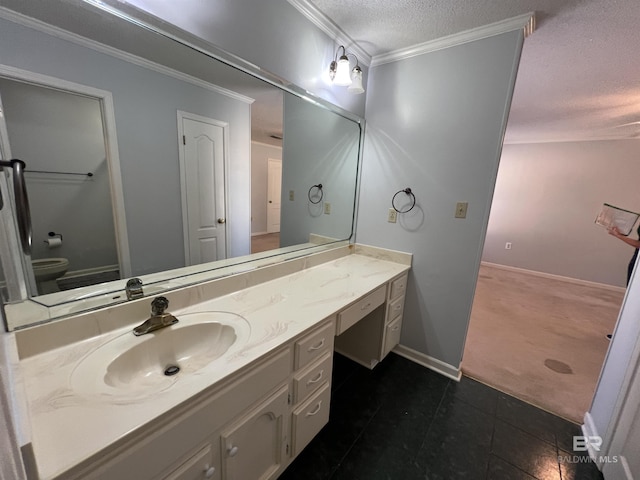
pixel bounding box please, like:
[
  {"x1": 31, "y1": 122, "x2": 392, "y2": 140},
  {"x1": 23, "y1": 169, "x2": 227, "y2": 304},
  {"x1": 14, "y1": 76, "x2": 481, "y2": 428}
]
[
  {"x1": 133, "y1": 296, "x2": 179, "y2": 336},
  {"x1": 126, "y1": 277, "x2": 144, "y2": 300}
]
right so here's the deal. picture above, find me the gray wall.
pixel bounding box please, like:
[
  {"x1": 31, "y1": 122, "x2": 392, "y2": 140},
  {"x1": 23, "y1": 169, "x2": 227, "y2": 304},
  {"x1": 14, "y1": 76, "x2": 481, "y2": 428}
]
[
  {"x1": 0, "y1": 79, "x2": 118, "y2": 273},
  {"x1": 125, "y1": 0, "x2": 366, "y2": 118},
  {"x1": 251, "y1": 142, "x2": 282, "y2": 235},
  {"x1": 0, "y1": 16, "x2": 252, "y2": 276},
  {"x1": 483, "y1": 140, "x2": 640, "y2": 287},
  {"x1": 356, "y1": 30, "x2": 524, "y2": 368},
  {"x1": 280, "y1": 94, "x2": 360, "y2": 246}
]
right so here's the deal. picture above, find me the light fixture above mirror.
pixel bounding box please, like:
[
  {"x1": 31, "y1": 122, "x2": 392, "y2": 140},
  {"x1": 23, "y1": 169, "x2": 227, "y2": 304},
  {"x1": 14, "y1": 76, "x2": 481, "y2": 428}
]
[{"x1": 329, "y1": 45, "x2": 364, "y2": 94}]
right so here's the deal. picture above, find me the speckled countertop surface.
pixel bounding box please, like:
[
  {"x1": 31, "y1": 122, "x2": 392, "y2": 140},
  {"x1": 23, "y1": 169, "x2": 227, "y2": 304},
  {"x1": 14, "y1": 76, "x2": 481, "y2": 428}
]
[{"x1": 19, "y1": 252, "x2": 410, "y2": 479}]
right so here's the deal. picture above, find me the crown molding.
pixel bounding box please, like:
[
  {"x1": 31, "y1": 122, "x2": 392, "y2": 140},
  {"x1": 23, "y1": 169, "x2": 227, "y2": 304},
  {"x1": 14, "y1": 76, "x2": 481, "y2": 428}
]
[
  {"x1": 287, "y1": 0, "x2": 371, "y2": 66},
  {"x1": 371, "y1": 12, "x2": 536, "y2": 67},
  {"x1": 0, "y1": 6, "x2": 255, "y2": 104}
]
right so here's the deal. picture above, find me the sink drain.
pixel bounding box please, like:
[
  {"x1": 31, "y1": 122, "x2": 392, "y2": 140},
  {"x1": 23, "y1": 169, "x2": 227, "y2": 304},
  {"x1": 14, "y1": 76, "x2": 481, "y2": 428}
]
[{"x1": 164, "y1": 365, "x2": 180, "y2": 376}]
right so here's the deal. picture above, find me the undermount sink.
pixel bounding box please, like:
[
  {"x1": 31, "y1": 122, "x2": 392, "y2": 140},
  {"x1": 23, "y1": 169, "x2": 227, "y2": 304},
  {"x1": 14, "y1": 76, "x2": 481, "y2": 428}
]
[{"x1": 71, "y1": 312, "x2": 250, "y2": 396}]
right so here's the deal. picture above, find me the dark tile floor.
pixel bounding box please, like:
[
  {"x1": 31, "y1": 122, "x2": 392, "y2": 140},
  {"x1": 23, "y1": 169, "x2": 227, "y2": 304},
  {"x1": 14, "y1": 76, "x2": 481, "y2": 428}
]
[{"x1": 280, "y1": 353, "x2": 604, "y2": 480}]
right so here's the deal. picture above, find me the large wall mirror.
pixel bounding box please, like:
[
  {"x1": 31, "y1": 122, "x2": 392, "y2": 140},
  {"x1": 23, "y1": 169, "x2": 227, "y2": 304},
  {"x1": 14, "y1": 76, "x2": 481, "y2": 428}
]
[{"x1": 0, "y1": 0, "x2": 362, "y2": 330}]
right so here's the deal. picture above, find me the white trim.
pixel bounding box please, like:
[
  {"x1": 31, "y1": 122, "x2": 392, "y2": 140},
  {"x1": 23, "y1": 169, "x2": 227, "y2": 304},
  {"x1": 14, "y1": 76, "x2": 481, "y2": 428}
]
[
  {"x1": 286, "y1": 0, "x2": 371, "y2": 65},
  {"x1": 0, "y1": 7, "x2": 254, "y2": 105},
  {"x1": 371, "y1": 12, "x2": 535, "y2": 67},
  {"x1": 582, "y1": 412, "x2": 601, "y2": 460},
  {"x1": 177, "y1": 111, "x2": 230, "y2": 265},
  {"x1": 393, "y1": 344, "x2": 462, "y2": 381},
  {"x1": 251, "y1": 231, "x2": 269, "y2": 237},
  {"x1": 481, "y1": 261, "x2": 626, "y2": 293},
  {"x1": 0, "y1": 64, "x2": 132, "y2": 280}
]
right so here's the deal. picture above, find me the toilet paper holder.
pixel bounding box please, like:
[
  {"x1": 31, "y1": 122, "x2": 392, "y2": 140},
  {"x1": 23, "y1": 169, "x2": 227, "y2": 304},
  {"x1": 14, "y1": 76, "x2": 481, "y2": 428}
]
[{"x1": 44, "y1": 231, "x2": 63, "y2": 247}]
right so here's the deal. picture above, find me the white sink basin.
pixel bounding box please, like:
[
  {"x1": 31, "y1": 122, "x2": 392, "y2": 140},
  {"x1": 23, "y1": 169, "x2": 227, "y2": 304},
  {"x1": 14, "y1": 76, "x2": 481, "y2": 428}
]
[{"x1": 71, "y1": 312, "x2": 250, "y2": 397}]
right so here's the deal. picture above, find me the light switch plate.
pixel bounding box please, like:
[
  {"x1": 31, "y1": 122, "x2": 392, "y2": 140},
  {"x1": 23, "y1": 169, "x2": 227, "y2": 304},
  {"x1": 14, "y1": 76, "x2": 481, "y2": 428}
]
[
  {"x1": 289, "y1": 190, "x2": 294, "y2": 201},
  {"x1": 388, "y1": 208, "x2": 397, "y2": 223},
  {"x1": 324, "y1": 202, "x2": 331, "y2": 214}
]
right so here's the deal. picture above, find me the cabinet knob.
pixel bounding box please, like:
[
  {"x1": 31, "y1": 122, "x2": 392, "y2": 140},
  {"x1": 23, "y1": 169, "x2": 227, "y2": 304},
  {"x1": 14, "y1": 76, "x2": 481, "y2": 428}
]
[
  {"x1": 227, "y1": 445, "x2": 239, "y2": 457},
  {"x1": 203, "y1": 464, "x2": 216, "y2": 478}
]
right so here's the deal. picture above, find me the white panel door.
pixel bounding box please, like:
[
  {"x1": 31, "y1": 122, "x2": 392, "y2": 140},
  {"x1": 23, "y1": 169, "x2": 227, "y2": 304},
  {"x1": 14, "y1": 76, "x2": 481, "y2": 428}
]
[
  {"x1": 266, "y1": 158, "x2": 282, "y2": 234},
  {"x1": 180, "y1": 115, "x2": 226, "y2": 265}
]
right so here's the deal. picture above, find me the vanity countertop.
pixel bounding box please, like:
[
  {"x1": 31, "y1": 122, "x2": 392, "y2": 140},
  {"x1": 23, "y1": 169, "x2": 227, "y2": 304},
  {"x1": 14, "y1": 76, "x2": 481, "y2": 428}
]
[{"x1": 19, "y1": 252, "x2": 410, "y2": 480}]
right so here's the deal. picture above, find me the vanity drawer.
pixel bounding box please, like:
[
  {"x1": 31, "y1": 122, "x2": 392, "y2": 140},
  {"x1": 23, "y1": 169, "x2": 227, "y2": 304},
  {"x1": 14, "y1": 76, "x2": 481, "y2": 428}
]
[
  {"x1": 387, "y1": 294, "x2": 405, "y2": 324},
  {"x1": 295, "y1": 320, "x2": 335, "y2": 369},
  {"x1": 382, "y1": 316, "x2": 403, "y2": 359},
  {"x1": 292, "y1": 351, "x2": 332, "y2": 405},
  {"x1": 336, "y1": 285, "x2": 386, "y2": 335},
  {"x1": 389, "y1": 273, "x2": 408, "y2": 301},
  {"x1": 291, "y1": 382, "x2": 331, "y2": 456}
]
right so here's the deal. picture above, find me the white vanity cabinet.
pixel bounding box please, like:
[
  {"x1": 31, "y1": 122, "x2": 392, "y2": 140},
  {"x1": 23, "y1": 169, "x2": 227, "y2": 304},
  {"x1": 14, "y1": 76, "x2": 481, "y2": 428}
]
[
  {"x1": 334, "y1": 272, "x2": 409, "y2": 368},
  {"x1": 382, "y1": 273, "x2": 408, "y2": 359},
  {"x1": 290, "y1": 320, "x2": 335, "y2": 456},
  {"x1": 21, "y1": 252, "x2": 411, "y2": 480},
  {"x1": 219, "y1": 386, "x2": 289, "y2": 480}
]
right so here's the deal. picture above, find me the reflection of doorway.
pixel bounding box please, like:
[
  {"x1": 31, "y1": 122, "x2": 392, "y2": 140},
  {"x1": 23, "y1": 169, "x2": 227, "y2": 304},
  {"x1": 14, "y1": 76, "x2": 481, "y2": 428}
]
[
  {"x1": 266, "y1": 158, "x2": 282, "y2": 233},
  {"x1": 177, "y1": 111, "x2": 228, "y2": 265},
  {"x1": 0, "y1": 68, "x2": 130, "y2": 297}
]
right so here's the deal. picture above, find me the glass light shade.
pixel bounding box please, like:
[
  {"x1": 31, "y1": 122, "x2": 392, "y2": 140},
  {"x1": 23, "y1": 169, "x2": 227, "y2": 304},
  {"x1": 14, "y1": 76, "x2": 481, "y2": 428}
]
[
  {"x1": 348, "y1": 66, "x2": 364, "y2": 94},
  {"x1": 333, "y1": 55, "x2": 352, "y2": 86}
]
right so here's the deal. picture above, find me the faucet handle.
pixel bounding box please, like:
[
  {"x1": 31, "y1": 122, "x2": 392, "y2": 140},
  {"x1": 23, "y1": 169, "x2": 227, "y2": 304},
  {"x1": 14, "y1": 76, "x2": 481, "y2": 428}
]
[{"x1": 151, "y1": 296, "x2": 169, "y2": 315}]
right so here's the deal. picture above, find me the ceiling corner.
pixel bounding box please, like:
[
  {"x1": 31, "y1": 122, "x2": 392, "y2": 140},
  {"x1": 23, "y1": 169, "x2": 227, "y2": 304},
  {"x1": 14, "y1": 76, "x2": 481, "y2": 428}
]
[{"x1": 286, "y1": 0, "x2": 372, "y2": 66}]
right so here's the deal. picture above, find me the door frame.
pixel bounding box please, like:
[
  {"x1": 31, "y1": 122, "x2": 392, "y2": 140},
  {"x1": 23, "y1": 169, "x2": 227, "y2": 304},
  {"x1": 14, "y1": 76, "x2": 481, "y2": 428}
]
[
  {"x1": 176, "y1": 110, "x2": 230, "y2": 266},
  {"x1": 266, "y1": 157, "x2": 282, "y2": 234},
  {"x1": 0, "y1": 64, "x2": 131, "y2": 300}
]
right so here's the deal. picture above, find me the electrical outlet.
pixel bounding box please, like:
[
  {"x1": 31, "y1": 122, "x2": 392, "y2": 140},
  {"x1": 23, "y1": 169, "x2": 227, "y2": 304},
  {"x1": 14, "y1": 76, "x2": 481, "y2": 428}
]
[
  {"x1": 324, "y1": 202, "x2": 331, "y2": 214},
  {"x1": 455, "y1": 202, "x2": 468, "y2": 218},
  {"x1": 388, "y1": 208, "x2": 397, "y2": 223},
  {"x1": 505, "y1": 242, "x2": 512, "y2": 250},
  {"x1": 289, "y1": 190, "x2": 294, "y2": 201}
]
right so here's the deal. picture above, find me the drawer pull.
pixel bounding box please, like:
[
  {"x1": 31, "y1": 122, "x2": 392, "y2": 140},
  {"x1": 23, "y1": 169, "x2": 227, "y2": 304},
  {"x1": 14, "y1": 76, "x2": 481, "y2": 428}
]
[
  {"x1": 227, "y1": 445, "x2": 239, "y2": 457},
  {"x1": 204, "y1": 465, "x2": 216, "y2": 478},
  {"x1": 360, "y1": 302, "x2": 372, "y2": 311},
  {"x1": 308, "y1": 339, "x2": 325, "y2": 351},
  {"x1": 392, "y1": 326, "x2": 400, "y2": 331},
  {"x1": 394, "y1": 304, "x2": 401, "y2": 310},
  {"x1": 307, "y1": 370, "x2": 324, "y2": 385},
  {"x1": 306, "y1": 401, "x2": 323, "y2": 417}
]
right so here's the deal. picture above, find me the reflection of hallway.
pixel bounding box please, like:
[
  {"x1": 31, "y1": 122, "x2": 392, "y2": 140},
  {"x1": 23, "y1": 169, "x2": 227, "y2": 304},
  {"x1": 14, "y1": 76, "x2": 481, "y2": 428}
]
[
  {"x1": 463, "y1": 264, "x2": 624, "y2": 423},
  {"x1": 251, "y1": 233, "x2": 280, "y2": 253}
]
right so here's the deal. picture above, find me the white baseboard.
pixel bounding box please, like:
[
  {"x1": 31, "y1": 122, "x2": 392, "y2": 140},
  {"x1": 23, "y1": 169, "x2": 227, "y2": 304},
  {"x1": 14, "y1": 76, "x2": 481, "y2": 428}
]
[
  {"x1": 582, "y1": 412, "x2": 600, "y2": 462},
  {"x1": 393, "y1": 344, "x2": 461, "y2": 381},
  {"x1": 584, "y1": 412, "x2": 634, "y2": 479},
  {"x1": 481, "y1": 261, "x2": 625, "y2": 293},
  {"x1": 251, "y1": 231, "x2": 269, "y2": 237}
]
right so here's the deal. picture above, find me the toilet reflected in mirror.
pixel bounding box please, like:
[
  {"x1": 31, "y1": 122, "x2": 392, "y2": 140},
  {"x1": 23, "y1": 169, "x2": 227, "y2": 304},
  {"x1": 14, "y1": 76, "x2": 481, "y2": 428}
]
[{"x1": 32, "y1": 258, "x2": 69, "y2": 295}]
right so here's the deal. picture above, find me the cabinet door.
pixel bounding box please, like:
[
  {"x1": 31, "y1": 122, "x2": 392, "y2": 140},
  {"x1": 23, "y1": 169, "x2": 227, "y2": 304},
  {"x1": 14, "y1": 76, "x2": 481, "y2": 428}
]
[
  {"x1": 220, "y1": 385, "x2": 289, "y2": 480},
  {"x1": 161, "y1": 444, "x2": 218, "y2": 480}
]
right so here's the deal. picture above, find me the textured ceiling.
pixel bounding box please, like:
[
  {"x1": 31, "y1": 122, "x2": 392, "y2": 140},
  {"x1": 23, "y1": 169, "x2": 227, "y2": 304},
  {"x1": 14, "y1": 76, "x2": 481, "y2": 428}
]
[{"x1": 309, "y1": 0, "x2": 640, "y2": 143}]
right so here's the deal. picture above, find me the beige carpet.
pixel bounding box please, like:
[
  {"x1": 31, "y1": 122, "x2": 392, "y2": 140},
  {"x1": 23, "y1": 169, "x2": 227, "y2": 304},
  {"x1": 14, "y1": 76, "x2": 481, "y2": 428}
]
[
  {"x1": 463, "y1": 264, "x2": 624, "y2": 423},
  {"x1": 251, "y1": 233, "x2": 280, "y2": 253}
]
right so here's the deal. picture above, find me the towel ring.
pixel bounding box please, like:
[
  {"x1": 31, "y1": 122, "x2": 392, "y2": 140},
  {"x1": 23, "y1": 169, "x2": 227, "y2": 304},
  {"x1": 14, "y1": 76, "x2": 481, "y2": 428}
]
[
  {"x1": 392, "y1": 188, "x2": 416, "y2": 214},
  {"x1": 308, "y1": 184, "x2": 324, "y2": 204}
]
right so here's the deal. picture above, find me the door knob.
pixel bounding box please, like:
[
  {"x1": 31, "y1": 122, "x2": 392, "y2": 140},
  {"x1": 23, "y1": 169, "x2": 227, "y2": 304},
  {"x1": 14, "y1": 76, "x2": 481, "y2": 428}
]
[{"x1": 217, "y1": 218, "x2": 226, "y2": 224}]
